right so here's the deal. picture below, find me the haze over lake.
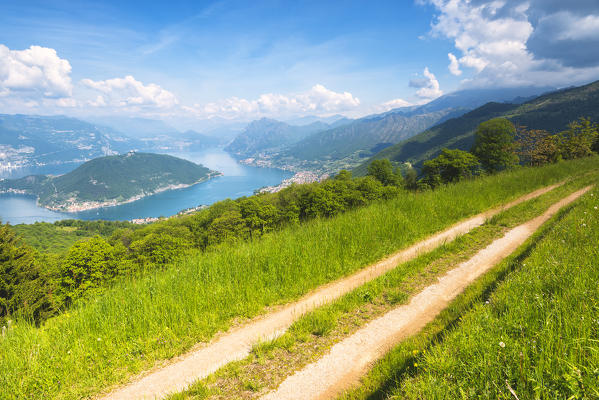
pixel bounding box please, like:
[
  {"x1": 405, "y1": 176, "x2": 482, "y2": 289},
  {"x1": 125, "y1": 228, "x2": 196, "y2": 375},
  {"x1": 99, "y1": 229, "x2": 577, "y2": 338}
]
[{"x1": 0, "y1": 148, "x2": 291, "y2": 225}]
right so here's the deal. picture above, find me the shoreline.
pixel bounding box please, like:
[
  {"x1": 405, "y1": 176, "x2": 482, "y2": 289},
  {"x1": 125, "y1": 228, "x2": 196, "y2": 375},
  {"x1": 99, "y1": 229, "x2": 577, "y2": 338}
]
[{"x1": 41, "y1": 171, "x2": 222, "y2": 213}]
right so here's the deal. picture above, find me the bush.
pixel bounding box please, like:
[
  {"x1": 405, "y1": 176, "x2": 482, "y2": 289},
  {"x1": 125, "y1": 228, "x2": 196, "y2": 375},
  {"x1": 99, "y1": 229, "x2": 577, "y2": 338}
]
[{"x1": 422, "y1": 149, "x2": 480, "y2": 187}]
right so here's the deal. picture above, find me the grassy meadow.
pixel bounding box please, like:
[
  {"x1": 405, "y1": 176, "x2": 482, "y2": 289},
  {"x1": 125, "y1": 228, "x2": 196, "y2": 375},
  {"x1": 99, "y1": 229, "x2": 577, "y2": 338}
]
[
  {"x1": 1, "y1": 157, "x2": 598, "y2": 399},
  {"x1": 168, "y1": 169, "x2": 598, "y2": 399},
  {"x1": 341, "y1": 183, "x2": 599, "y2": 399}
]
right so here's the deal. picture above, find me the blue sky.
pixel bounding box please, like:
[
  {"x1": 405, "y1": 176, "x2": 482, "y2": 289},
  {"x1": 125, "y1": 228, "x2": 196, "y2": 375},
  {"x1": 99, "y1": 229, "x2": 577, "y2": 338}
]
[{"x1": 1, "y1": 0, "x2": 599, "y2": 122}]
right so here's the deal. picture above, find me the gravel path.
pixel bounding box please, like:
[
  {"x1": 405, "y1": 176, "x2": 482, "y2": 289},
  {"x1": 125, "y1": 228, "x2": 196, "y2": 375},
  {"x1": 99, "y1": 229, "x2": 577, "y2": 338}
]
[
  {"x1": 99, "y1": 183, "x2": 563, "y2": 400},
  {"x1": 260, "y1": 185, "x2": 592, "y2": 400}
]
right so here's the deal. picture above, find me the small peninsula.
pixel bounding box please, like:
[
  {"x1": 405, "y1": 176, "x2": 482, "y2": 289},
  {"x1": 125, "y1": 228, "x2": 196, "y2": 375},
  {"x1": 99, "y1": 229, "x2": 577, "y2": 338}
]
[{"x1": 0, "y1": 152, "x2": 220, "y2": 212}]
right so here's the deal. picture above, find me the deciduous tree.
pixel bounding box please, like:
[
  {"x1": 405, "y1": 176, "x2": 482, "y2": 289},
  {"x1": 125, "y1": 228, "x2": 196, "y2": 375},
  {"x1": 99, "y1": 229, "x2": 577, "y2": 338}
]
[{"x1": 471, "y1": 118, "x2": 518, "y2": 173}]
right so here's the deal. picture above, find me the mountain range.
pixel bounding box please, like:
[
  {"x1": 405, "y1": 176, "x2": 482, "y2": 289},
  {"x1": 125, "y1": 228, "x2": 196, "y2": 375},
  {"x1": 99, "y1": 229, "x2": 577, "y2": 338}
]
[
  {"x1": 0, "y1": 114, "x2": 137, "y2": 168},
  {"x1": 353, "y1": 79, "x2": 599, "y2": 175},
  {"x1": 226, "y1": 86, "x2": 555, "y2": 173}
]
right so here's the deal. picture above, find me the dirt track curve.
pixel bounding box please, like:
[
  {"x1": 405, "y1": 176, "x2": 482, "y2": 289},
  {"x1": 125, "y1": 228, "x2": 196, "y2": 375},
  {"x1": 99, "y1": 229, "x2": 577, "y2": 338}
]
[
  {"x1": 100, "y1": 182, "x2": 565, "y2": 400},
  {"x1": 260, "y1": 185, "x2": 593, "y2": 400}
]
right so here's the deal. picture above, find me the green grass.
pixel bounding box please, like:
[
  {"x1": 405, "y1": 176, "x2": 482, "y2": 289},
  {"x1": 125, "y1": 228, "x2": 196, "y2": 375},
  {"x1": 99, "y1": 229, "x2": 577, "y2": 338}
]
[
  {"x1": 1, "y1": 157, "x2": 598, "y2": 399},
  {"x1": 342, "y1": 184, "x2": 599, "y2": 399},
  {"x1": 169, "y1": 172, "x2": 598, "y2": 399}
]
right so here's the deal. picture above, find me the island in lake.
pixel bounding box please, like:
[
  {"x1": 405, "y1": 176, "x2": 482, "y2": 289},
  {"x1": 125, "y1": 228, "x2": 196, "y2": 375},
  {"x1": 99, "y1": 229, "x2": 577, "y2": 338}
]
[{"x1": 0, "y1": 152, "x2": 221, "y2": 212}]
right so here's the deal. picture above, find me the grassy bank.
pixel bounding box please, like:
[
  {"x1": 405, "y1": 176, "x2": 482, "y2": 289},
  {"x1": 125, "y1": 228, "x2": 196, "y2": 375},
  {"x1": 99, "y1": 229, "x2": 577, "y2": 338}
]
[
  {"x1": 1, "y1": 157, "x2": 598, "y2": 399},
  {"x1": 342, "y1": 184, "x2": 599, "y2": 399},
  {"x1": 169, "y1": 171, "x2": 598, "y2": 399}
]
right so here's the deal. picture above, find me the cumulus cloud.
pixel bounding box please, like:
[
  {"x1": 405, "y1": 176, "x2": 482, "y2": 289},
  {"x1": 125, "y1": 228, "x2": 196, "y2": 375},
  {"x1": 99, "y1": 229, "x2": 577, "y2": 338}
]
[
  {"x1": 382, "y1": 98, "x2": 413, "y2": 110},
  {"x1": 410, "y1": 67, "x2": 443, "y2": 99},
  {"x1": 185, "y1": 84, "x2": 360, "y2": 119},
  {"x1": 419, "y1": 0, "x2": 599, "y2": 87},
  {"x1": 448, "y1": 53, "x2": 462, "y2": 76},
  {"x1": 0, "y1": 44, "x2": 73, "y2": 98},
  {"x1": 81, "y1": 75, "x2": 178, "y2": 109}
]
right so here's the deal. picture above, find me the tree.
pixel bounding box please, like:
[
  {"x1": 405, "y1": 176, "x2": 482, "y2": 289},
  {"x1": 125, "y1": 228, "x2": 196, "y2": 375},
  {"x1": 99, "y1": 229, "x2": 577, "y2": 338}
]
[
  {"x1": 129, "y1": 232, "x2": 188, "y2": 266},
  {"x1": 335, "y1": 170, "x2": 352, "y2": 180},
  {"x1": 58, "y1": 236, "x2": 120, "y2": 303},
  {"x1": 0, "y1": 223, "x2": 40, "y2": 319},
  {"x1": 206, "y1": 210, "x2": 249, "y2": 245},
  {"x1": 404, "y1": 165, "x2": 419, "y2": 190},
  {"x1": 558, "y1": 117, "x2": 598, "y2": 160},
  {"x1": 367, "y1": 159, "x2": 403, "y2": 186},
  {"x1": 516, "y1": 127, "x2": 561, "y2": 166},
  {"x1": 471, "y1": 118, "x2": 518, "y2": 173},
  {"x1": 239, "y1": 197, "x2": 280, "y2": 236},
  {"x1": 301, "y1": 186, "x2": 344, "y2": 218},
  {"x1": 422, "y1": 148, "x2": 480, "y2": 187}
]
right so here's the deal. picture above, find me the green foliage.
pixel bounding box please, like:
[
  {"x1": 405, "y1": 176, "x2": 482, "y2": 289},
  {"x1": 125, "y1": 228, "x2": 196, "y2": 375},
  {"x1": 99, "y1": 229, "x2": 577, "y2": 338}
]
[
  {"x1": 58, "y1": 236, "x2": 124, "y2": 303},
  {"x1": 516, "y1": 127, "x2": 561, "y2": 166},
  {"x1": 471, "y1": 117, "x2": 518, "y2": 173},
  {"x1": 0, "y1": 224, "x2": 53, "y2": 322},
  {"x1": 422, "y1": 148, "x2": 480, "y2": 187},
  {"x1": 12, "y1": 219, "x2": 135, "y2": 253},
  {"x1": 1, "y1": 157, "x2": 597, "y2": 399},
  {"x1": 0, "y1": 224, "x2": 36, "y2": 318},
  {"x1": 393, "y1": 187, "x2": 599, "y2": 399},
  {"x1": 335, "y1": 169, "x2": 353, "y2": 181},
  {"x1": 367, "y1": 159, "x2": 403, "y2": 186},
  {"x1": 557, "y1": 117, "x2": 598, "y2": 160},
  {"x1": 517, "y1": 117, "x2": 599, "y2": 165},
  {"x1": 404, "y1": 166, "x2": 419, "y2": 190}
]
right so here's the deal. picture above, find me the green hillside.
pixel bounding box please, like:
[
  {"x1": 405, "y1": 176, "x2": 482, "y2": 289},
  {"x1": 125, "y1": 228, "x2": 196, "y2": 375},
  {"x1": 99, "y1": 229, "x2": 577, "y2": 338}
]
[
  {"x1": 354, "y1": 80, "x2": 599, "y2": 175},
  {"x1": 0, "y1": 152, "x2": 216, "y2": 211},
  {"x1": 1, "y1": 156, "x2": 598, "y2": 399}
]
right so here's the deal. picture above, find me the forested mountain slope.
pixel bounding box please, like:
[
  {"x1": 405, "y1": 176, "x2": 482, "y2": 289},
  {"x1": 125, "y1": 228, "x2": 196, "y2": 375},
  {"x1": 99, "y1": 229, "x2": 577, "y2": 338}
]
[
  {"x1": 0, "y1": 152, "x2": 216, "y2": 211},
  {"x1": 354, "y1": 80, "x2": 599, "y2": 175}
]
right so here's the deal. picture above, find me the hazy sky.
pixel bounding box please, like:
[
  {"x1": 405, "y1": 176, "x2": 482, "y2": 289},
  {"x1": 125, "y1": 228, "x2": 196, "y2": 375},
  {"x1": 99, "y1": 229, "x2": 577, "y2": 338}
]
[{"x1": 1, "y1": 0, "x2": 599, "y2": 121}]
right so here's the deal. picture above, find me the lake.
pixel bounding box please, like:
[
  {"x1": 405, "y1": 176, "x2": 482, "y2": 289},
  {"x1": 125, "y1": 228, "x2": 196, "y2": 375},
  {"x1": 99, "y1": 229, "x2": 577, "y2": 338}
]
[{"x1": 0, "y1": 148, "x2": 292, "y2": 225}]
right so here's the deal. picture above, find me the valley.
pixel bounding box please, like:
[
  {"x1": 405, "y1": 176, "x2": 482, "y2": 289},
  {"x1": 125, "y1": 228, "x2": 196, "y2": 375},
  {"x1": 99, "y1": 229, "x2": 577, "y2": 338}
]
[{"x1": 3, "y1": 3, "x2": 599, "y2": 400}]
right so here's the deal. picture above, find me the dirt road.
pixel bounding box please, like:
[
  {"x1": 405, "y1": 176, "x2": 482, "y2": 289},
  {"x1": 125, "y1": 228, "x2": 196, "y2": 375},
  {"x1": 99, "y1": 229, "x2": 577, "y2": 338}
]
[
  {"x1": 100, "y1": 183, "x2": 564, "y2": 400},
  {"x1": 260, "y1": 186, "x2": 592, "y2": 400}
]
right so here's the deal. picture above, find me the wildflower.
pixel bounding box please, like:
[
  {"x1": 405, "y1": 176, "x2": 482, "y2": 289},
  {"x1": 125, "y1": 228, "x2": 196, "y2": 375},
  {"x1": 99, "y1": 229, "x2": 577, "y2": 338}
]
[
  {"x1": 499, "y1": 341, "x2": 506, "y2": 348},
  {"x1": 414, "y1": 363, "x2": 419, "y2": 368},
  {"x1": 413, "y1": 349, "x2": 419, "y2": 355},
  {"x1": 595, "y1": 207, "x2": 598, "y2": 210},
  {"x1": 97, "y1": 337, "x2": 102, "y2": 341}
]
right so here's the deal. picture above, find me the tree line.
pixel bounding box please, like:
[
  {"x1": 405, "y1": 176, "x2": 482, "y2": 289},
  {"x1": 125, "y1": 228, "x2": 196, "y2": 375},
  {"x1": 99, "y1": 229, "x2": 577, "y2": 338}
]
[{"x1": 420, "y1": 117, "x2": 599, "y2": 188}]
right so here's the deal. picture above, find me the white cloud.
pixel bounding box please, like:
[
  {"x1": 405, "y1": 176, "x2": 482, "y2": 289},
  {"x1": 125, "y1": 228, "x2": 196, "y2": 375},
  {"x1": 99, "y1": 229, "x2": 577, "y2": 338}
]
[
  {"x1": 382, "y1": 98, "x2": 413, "y2": 110},
  {"x1": 185, "y1": 84, "x2": 360, "y2": 119},
  {"x1": 420, "y1": 0, "x2": 599, "y2": 87},
  {"x1": 55, "y1": 97, "x2": 77, "y2": 107},
  {"x1": 0, "y1": 44, "x2": 73, "y2": 98},
  {"x1": 81, "y1": 75, "x2": 178, "y2": 109},
  {"x1": 448, "y1": 53, "x2": 462, "y2": 76},
  {"x1": 551, "y1": 13, "x2": 599, "y2": 41},
  {"x1": 410, "y1": 67, "x2": 443, "y2": 100}
]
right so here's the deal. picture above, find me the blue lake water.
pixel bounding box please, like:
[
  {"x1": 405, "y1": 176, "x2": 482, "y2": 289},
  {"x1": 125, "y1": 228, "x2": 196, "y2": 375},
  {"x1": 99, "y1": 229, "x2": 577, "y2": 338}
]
[{"x1": 0, "y1": 148, "x2": 292, "y2": 225}]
